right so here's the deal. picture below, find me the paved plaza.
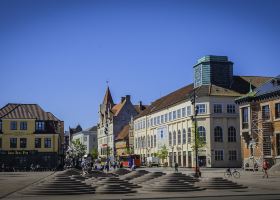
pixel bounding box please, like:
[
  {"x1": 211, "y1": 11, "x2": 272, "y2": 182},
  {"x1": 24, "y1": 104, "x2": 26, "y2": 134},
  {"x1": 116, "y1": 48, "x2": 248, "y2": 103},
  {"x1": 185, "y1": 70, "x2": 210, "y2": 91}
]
[{"x1": 0, "y1": 168, "x2": 279, "y2": 200}]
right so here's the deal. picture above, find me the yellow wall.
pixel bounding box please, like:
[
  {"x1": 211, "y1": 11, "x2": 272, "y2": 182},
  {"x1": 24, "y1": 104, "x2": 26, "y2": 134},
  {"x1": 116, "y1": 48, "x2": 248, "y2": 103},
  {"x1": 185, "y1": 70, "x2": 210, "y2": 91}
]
[{"x1": 0, "y1": 119, "x2": 59, "y2": 153}]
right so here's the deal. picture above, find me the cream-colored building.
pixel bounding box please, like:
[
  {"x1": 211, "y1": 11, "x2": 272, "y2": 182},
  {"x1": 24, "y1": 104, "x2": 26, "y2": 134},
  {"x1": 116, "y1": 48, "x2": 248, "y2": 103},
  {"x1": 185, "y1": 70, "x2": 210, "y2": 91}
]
[{"x1": 133, "y1": 55, "x2": 270, "y2": 168}]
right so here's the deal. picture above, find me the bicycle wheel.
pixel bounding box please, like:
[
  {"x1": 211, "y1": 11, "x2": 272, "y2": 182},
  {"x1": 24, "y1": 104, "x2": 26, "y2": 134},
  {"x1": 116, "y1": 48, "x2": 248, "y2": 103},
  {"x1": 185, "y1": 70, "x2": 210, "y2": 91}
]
[
  {"x1": 232, "y1": 171, "x2": 240, "y2": 178},
  {"x1": 224, "y1": 172, "x2": 231, "y2": 178}
]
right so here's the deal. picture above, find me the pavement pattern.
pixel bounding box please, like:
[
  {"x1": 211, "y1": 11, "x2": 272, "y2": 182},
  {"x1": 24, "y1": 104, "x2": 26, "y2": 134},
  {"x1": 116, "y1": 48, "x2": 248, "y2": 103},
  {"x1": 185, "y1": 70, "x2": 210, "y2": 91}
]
[{"x1": 0, "y1": 168, "x2": 279, "y2": 200}]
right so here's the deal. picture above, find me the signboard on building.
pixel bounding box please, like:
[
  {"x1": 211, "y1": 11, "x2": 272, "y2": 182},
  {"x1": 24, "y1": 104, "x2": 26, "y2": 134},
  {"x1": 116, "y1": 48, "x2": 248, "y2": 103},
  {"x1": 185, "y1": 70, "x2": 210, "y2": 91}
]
[{"x1": 157, "y1": 126, "x2": 168, "y2": 149}]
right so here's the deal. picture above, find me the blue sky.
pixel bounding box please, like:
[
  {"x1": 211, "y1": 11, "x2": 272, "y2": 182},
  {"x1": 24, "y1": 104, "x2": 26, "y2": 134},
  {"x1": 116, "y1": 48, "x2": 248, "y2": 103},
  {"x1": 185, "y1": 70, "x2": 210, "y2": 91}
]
[{"x1": 0, "y1": 0, "x2": 279, "y2": 130}]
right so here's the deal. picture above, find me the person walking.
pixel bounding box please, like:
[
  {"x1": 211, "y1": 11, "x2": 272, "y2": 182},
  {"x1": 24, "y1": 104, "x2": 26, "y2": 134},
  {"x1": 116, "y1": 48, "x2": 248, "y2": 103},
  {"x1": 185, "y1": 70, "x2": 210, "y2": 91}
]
[
  {"x1": 174, "y1": 162, "x2": 179, "y2": 172},
  {"x1": 262, "y1": 159, "x2": 269, "y2": 178}
]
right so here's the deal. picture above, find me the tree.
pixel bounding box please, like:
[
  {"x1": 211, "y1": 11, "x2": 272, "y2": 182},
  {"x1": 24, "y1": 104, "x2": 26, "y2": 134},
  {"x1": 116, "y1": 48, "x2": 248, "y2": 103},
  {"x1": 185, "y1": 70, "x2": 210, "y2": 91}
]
[
  {"x1": 157, "y1": 145, "x2": 168, "y2": 164},
  {"x1": 125, "y1": 146, "x2": 134, "y2": 155},
  {"x1": 71, "y1": 139, "x2": 86, "y2": 158},
  {"x1": 191, "y1": 124, "x2": 206, "y2": 151},
  {"x1": 90, "y1": 147, "x2": 99, "y2": 159}
]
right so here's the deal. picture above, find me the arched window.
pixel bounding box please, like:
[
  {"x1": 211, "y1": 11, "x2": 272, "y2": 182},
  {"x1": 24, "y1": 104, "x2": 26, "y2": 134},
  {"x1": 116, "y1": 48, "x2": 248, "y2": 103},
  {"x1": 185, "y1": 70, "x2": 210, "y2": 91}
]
[
  {"x1": 182, "y1": 129, "x2": 186, "y2": 144},
  {"x1": 173, "y1": 131, "x2": 176, "y2": 145},
  {"x1": 214, "y1": 126, "x2": 223, "y2": 142},
  {"x1": 143, "y1": 136, "x2": 146, "y2": 147},
  {"x1": 169, "y1": 132, "x2": 172, "y2": 146},
  {"x1": 154, "y1": 135, "x2": 156, "y2": 147},
  {"x1": 228, "y1": 127, "x2": 236, "y2": 142},
  {"x1": 187, "y1": 128, "x2": 192, "y2": 143},
  {"x1": 198, "y1": 126, "x2": 206, "y2": 143},
  {"x1": 178, "y1": 130, "x2": 181, "y2": 145},
  {"x1": 151, "y1": 135, "x2": 153, "y2": 148},
  {"x1": 147, "y1": 136, "x2": 150, "y2": 147}
]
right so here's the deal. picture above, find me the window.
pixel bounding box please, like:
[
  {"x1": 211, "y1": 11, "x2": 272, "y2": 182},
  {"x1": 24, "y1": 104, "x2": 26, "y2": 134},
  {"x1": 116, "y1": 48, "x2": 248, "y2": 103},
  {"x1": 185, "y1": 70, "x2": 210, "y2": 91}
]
[
  {"x1": 182, "y1": 108, "x2": 186, "y2": 117},
  {"x1": 228, "y1": 127, "x2": 237, "y2": 142},
  {"x1": 164, "y1": 114, "x2": 168, "y2": 122},
  {"x1": 161, "y1": 115, "x2": 164, "y2": 124},
  {"x1": 276, "y1": 103, "x2": 280, "y2": 119},
  {"x1": 135, "y1": 138, "x2": 138, "y2": 149},
  {"x1": 182, "y1": 129, "x2": 186, "y2": 144},
  {"x1": 44, "y1": 138, "x2": 51, "y2": 148},
  {"x1": 36, "y1": 121, "x2": 45, "y2": 131},
  {"x1": 242, "y1": 107, "x2": 249, "y2": 129},
  {"x1": 229, "y1": 150, "x2": 237, "y2": 161},
  {"x1": 198, "y1": 126, "x2": 206, "y2": 143},
  {"x1": 10, "y1": 121, "x2": 17, "y2": 130},
  {"x1": 143, "y1": 136, "x2": 146, "y2": 148},
  {"x1": 10, "y1": 138, "x2": 17, "y2": 148},
  {"x1": 35, "y1": 138, "x2": 41, "y2": 148},
  {"x1": 227, "y1": 104, "x2": 236, "y2": 113},
  {"x1": 154, "y1": 135, "x2": 156, "y2": 147},
  {"x1": 187, "y1": 128, "x2": 192, "y2": 143},
  {"x1": 157, "y1": 116, "x2": 160, "y2": 125},
  {"x1": 187, "y1": 106, "x2": 191, "y2": 116},
  {"x1": 178, "y1": 130, "x2": 181, "y2": 145},
  {"x1": 214, "y1": 126, "x2": 223, "y2": 142},
  {"x1": 215, "y1": 150, "x2": 224, "y2": 161},
  {"x1": 147, "y1": 136, "x2": 150, "y2": 147},
  {"x1": 169, "y1": 112, "x2": 172, "y2": 121},
  {"x1": 173, "y1": 111, "x2": 176, "y2": 120},
  {"x1": 214, "y1": 104, "x2": 222, "y2": 113},
  {"x1": 151, "y1": 135, "x2": 153, "y2": 148},
  {"x1": 153, "y1": 117, "x2": 156, "y2": 126},
  {"x1": 20, "y1": 121, "x2": 28, "y2": 130},
  {"x1": 0, "y1": 120, "x2": 2, "y2": 131},
  {"x1": 173, "y1": 131, "x2": 176, "y2": 145},
  {"x1": 169, "y1": 132, "x2": 172, "y2": 146},
  {"x1": 150, "y1": 118, "x2": 153, "y2": 127},
  {"x1": 262, "y1": 105, "x2": 270, "y2": 120},
  {"x1": 196, "y1": 104, "x2": 206, "y2": 114},
  {"x1": 20, "y1": 138, "x2": 27, "y2": 148},
  {"x1": 177, "y1": 109, "x2": 181, "y2": 118}
]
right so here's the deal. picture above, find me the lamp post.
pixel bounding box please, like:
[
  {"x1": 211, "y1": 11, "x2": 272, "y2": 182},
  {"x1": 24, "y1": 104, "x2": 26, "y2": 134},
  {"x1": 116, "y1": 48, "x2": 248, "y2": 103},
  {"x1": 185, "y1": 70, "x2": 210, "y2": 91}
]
[{"x1": 191, "y1": 88, "x2": 199, "y2": 178}]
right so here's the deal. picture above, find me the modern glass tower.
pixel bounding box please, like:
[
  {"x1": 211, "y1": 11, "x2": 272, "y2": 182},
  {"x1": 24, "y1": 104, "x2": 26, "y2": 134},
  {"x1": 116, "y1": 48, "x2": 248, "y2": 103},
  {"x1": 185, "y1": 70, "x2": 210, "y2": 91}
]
[{"x1": 193, "y1": 55, "x2": 233, "y2": 88}]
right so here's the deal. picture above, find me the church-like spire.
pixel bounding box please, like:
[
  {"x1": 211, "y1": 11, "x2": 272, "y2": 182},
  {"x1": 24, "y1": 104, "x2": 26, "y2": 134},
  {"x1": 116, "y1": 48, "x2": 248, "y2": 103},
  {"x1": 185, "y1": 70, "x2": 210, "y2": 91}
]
[{"x1": 103, "y1": 86, "x2": 114, "y2": 105}]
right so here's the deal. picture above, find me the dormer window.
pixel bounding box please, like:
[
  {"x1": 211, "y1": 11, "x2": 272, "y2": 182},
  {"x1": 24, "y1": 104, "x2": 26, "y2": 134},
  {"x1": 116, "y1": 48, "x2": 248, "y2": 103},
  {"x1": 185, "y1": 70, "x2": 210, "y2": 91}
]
[{"x1": 36, "y1": 121, "x2": 45, "y2": 131}]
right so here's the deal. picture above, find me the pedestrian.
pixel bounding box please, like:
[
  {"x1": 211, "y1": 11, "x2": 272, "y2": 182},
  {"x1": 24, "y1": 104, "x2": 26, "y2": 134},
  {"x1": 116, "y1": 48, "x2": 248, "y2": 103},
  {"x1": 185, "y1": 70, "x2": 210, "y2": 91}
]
[
  {"x1": 262, "y1": 159, "x2": 269, "y2": 178},
  {"x1": 174, "y1": 162, "x2": 179, "y2": 172}
]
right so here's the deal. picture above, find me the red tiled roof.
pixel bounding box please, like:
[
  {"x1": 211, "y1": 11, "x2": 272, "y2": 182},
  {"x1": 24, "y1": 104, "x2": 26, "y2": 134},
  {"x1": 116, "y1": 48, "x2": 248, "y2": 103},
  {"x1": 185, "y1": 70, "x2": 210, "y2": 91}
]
[
  {"x1": 115, "y1": 125, "x2": 130, "y2": 140},
  {"x1": 135, "y1": 76, "x2": 271, "y2": 119}
]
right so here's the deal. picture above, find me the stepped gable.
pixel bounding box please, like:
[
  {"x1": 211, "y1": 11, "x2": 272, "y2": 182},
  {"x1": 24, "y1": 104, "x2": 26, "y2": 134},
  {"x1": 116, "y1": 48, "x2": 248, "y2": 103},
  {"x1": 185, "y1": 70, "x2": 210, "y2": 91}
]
[
  {"x1": 119, "y1": 170, "x2": 149, "y2": 181},
  {"x1": 20, "y1": 170, "x2": 95, "y2": 195},
  {"x1": 196, "y1": 177, "x2": 247, "y2": 190},
  {"x1": 141, "y1": 172, "x2": 202, "y2": 192},
  {"x1": 130, "y1": 172, "x2": 165, "y2": 184}
]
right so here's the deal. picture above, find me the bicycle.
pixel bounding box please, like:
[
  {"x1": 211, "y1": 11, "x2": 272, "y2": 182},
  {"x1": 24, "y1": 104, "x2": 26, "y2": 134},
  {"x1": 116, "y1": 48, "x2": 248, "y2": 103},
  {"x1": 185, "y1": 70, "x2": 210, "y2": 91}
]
[{"x1": 224, "y1": 168, "x2": 240, "y2": 178}]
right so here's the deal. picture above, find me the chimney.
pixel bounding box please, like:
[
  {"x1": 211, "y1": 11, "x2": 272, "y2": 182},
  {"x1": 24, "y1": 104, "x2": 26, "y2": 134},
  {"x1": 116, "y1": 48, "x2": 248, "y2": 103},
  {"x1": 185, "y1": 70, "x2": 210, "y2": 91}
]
[
  {"x1": 125, "y1": 95, "x2": 131, "y2": 101},
  {"x1": 121, "y1": 97, "x2": 125, "y2": 103},
  {"x1": 139, "y1": 101, "x2": 143, "y2": 110}
]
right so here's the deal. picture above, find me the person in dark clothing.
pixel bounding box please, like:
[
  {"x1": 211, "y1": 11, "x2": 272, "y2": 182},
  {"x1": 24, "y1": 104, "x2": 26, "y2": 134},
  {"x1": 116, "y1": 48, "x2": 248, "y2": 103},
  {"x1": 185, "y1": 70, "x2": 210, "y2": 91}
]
[{"x1": 174, "y1": 163, "x2": 179, "y2": 172}]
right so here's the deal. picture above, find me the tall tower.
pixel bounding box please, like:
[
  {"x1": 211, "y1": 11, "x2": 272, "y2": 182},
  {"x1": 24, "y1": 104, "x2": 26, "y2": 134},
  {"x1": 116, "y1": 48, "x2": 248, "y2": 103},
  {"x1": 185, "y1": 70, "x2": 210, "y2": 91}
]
[
  {"x1": 193, "y1": 55, "x2": 233, "y2": 88},
  {"x1": 99, "y1": 86, "x2": 114, "y2": 125}
]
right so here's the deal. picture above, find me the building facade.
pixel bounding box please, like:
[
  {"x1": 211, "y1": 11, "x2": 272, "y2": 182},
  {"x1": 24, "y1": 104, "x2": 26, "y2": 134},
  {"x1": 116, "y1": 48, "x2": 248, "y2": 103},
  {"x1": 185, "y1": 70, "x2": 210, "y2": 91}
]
[
  {"x1": 0, "y1": 103, "x2": 64, "y2": 169},
  {"x1": 235, "y1": 75, "x2": 280, "y2": 169},
  {"x1": 72, "y1": 126, "x2": 97, "y2": 155},
  {"x1": 133, "y1": 55, "x2": 270, "y2": 168},
  {"x1": 97, "y1": 87, "x2": 146, "y2": 160}
]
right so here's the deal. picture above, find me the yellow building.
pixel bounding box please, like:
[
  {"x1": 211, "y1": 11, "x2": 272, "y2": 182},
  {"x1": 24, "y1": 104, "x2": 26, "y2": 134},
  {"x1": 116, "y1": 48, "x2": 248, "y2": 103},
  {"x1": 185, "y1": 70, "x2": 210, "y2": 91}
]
[{"x1": 0, "y1": 103, "x2": 64, "y2": 170}]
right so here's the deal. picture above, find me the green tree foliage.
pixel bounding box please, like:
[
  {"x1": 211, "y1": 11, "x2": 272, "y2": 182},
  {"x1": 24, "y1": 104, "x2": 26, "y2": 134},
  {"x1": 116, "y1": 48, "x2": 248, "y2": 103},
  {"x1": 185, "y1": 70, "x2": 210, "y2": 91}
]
[
  {"x1": 125, "y1": 146, "x2": 134, "y2": 155},
  {"x1": 157, "y1": 145, "x2": 168, "y2": 163},
  {"x1": 90, "y1": 147, "x2": 99, "y2": 159},
  {"x1": 191, "y1": 123, "x2": 206, "y2": 151},
  {"x1": 71, "y1": 139, "x2": 86, "y2": 158}
]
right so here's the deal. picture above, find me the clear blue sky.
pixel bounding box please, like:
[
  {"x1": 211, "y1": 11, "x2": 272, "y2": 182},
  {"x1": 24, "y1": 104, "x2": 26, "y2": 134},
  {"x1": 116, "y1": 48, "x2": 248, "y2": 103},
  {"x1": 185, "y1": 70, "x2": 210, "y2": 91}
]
[{"x1": 1, "y1": 0, "x2": 279, "y2": 130}]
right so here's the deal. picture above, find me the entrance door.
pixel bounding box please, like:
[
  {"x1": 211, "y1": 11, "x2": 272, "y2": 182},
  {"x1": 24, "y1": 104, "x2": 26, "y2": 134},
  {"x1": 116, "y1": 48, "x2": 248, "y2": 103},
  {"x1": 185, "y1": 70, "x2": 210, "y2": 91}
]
[
  {"x1": 198, "y1": 156, "x2": 206, "y2": 167},
  {"x1": 178, "y1": 152, "x2": 182, "y2": 166},
  {"x1": 169, "y1": 152, "x2": 172, "y2": 167},
  {"x1": 188, "y1": 151, "x2": 192, "y2": 168},
  {"x1": 183, "y1": 151, "x2": 186, "y2": 167}
]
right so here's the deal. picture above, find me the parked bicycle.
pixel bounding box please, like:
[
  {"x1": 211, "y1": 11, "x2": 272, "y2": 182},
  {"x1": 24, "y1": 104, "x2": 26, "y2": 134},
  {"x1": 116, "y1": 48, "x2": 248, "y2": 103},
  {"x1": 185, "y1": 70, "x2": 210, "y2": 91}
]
[{"x1": 224, "y1": 168, "x2": 240, "y2": 178}]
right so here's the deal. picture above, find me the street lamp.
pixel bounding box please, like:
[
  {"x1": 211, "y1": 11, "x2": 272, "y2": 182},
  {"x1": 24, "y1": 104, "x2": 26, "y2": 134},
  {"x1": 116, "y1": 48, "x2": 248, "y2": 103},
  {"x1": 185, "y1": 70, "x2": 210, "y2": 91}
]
[{"x1": 191, "y1": 88, "x2": 199, "y2": 178}]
